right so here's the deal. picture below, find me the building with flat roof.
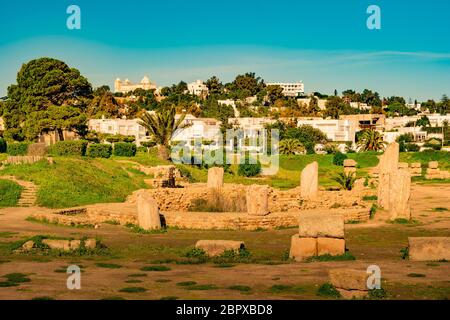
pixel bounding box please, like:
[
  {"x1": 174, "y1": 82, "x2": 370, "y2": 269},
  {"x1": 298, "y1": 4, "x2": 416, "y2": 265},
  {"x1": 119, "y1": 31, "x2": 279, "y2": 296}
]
[
  {"x1": 266, "y1": 82, "x2": 305, "y2": 97},
  {"x1": 187, "y1": 80, "x2": 209, "y2": 97},
  {"x1": 88, "y1": 118, "x2": 148, "y2": 145}
]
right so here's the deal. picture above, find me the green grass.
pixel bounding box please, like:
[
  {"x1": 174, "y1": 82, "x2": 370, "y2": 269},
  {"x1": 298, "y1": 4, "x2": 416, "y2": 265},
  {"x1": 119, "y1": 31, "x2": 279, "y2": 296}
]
[
  {"x1": 317, "y1": 283, "x2": 341, "y2": 298},
  {"x1": 0, "y1": 232, "x2": 18, "y2": 238},
  {"x1": 432, "y1": 207, "x2": 448, "y2": 212},
  {"x1": 0, "y1": 273, "x2": 31, "y2": 288},
  {"x1": 140, "y1": 265, "x2": 171, "y2": 272},
  {"x1": 95, "y1": 263, "x2": 122, "y2": 269},
  {"x1": 119, "y1": 287, "x2": 147, "y2": 293},
  {"x1": 306, "y1": 252, "x2": 356, "y2": 262},
  {"x1": 0, "y1": 179, "x2": 23, "y2": 208},
  {"x1": 31, "y1": 296, "x2": 55, "y2": 300},
  {"x1": 160, "y1": 296, "x2": 179, "y2": 300},
  {"x1": 362, "y1": 195, "x2": 378, "y2": 201},
  {"x1": 125, "y1": 279, "x2": 143, "y2": 284},
  {"x1": 0, "y1": 157, "x2": 147, "y2": 208},
  {"x1": 128, "y1": 273, "x2": 147, "y2": 278},
  {"x1": 269, "y1": 284, "x2": 306, "y2": 295},
  {"x1": 176, "y1": 281, "x2": 197, "y2": 287},
  {"x1": 228, "y1": 285, "x2": 252, "y2": 292},
  {"x1": 185, "y1": 284, "x2": 218, "y2": 291}
]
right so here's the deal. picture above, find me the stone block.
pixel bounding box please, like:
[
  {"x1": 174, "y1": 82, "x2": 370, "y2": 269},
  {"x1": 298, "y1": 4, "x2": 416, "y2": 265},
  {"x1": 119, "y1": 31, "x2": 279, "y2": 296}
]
[
  {"x1": 69, "y1": 240, "x2": 81, "y2": 250},
  {"x1": 84, "y1": 238, "x2": 97, "y2": 249},
  {"x1": 411, "y1": 162, "x2": 421, "y2": 168},
  {"x1": 137, "y1": 191, "x2": 162, "y2": 230},
  {"x1": 298, "y1": 212, "x2": 344, "y2": 239},
  {"x1": 289, "y1": 235, "x2": 317, "y2": 261},
  {"x1": 329, "y1": 268, "x2": 370, "y2": 291},
  {"x1": 343, "y1": 159, "x2": 357, "y2": 167},
  {"x1": 337, "y1": 288, "x2": 369, "y2": 299},
  {"x1": 207, "y1": 167, "x2": 224, "y2": 189},
  {"x1": 408, "y1": 237, "x2": 450, "y2": 261},
  {"x1": 388, "y1": 168, "x2": 411, "y2": 220},
  {"x1": 195, "y1": 240, "x2": 245, "y2": 257},
  {"x1": 428, "y1": 161, "x2": 439, "y2": 169},
  {"x1": 246, "y1": 185, "x2": 269, "y2": 216},
  {"x1": 42, "y1": 239, "x2": 71, "y2": 251},
  {"x1": 317, "y1": 238, "x2": 345, "y2": 256},
  {"x1": 398, "y1": 162, "x2": 409, "y2": 169}
]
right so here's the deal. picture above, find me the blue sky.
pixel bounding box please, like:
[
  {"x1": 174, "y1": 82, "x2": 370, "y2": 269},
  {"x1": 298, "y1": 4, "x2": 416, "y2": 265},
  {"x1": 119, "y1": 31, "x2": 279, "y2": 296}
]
[{"x1": 1, "y1": 0, "x2": 449, "y2": 100}]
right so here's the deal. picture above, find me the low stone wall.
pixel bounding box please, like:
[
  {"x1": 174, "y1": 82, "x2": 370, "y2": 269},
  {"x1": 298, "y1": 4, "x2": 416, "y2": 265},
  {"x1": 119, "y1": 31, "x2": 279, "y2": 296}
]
[
  {"x1": 2, "y1": 156, "x2": 53, "y2": 165},
  {"x1": 29, "y1": 203, "x2": 370, "y2": 231}
]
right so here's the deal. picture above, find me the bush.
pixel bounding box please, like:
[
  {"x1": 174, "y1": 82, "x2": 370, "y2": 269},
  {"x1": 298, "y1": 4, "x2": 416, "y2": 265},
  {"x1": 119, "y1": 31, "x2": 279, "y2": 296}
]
[
  {"x1": 332, "y1": 151, "x2": 347, "y2": 166},
  {"x1": 87, "y1": 144, "x2": 112, "y2": 158},
  {"x1": 238, "y1": 157, "x2": 261, "y2": 177},
  {"x1": 6, "y1": 142, "x2": 29, "y2": 156},
  {"x1": 0, "y1": 138, "x2": 7, "y2": 153},
  {"x1": 113, "y1": 142, "x2": 137, "y2": 157},
  {"x1": 51, "y1": 140, "x2": 88, "y2": 156}
]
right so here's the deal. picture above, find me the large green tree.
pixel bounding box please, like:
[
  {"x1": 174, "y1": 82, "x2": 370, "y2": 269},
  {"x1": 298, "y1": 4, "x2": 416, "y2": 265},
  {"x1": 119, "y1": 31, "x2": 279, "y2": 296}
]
[{"x1": 3, "y1": 57, "x2": 92, "y2": 141}]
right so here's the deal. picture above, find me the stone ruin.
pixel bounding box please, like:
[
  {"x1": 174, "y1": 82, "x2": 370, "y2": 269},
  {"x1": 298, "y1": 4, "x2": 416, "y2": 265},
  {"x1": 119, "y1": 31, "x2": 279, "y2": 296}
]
[
  {"x1": 408, "y1": 237, "x2": 450, "y2": 261},
  {"x1": 246, "y1": 185, "x2": 269, "y2": 216},
  {"x1": 195, "y1": 240, "x2": 245, "y2": 257},
  {"x1": 377, "y1": 142, "x2": 412, "y2": 220},
  {"x1": 425, "y1": 161, "x2": 450, "y2": 180},
  {"x1": 139, "y1": 165, "x2": 185, "y2": 188},
  {"x1": 137, "y1": 190, "x2": 162, "y2": 230},
  {"x1": 329, "y1": 268, "x2": 372, "y2": 299},
  {"x1": 207, "y1": 167, "x2": 224, "y2": 189},
  {"x1": 2, "y1": 156, "x2": 54, "y2": 166},
  {"x1": 300, "y1": 161, "x2": 318, "y2": 200},
  {"x1": 289, "y1": 211, "x2": 345, "y2": 261}
]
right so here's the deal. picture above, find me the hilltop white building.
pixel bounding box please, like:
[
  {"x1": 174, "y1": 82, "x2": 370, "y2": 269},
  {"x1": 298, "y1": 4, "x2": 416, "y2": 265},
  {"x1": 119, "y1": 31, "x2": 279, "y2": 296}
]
[
  {"x1": 187, "y1": 80, "x2": 209, "y2": 97},
  {"x1": 114, "y1": 76, "x2": 157, "y2": 94},
  {"x1": 297, "y1": 119, "x2": 357, "y2": 143},
  {"x1": 266, "y1": 82, "x2": 305, "y2": 97}
]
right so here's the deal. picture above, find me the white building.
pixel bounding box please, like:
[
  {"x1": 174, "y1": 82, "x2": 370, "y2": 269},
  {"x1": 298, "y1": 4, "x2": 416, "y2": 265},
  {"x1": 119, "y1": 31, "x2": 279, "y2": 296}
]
[
  {"x1": 88, "y1": 118, "x2": 148, "y2": 145},
  {"x1": 172, "y1": 115, "x2": 222, "y2": 145},
  {"x1": 266, "y1": 82, "x2": 305, "y2": 97},
  {"x1": 187, "y1": 80, "x2": 209, "y2": 97},
  {"x1": 297, "y1": 119, "x2": 357, "y2": 143},
  {"x1": 350, "y1": 102, "x2": 371, "y2": 110},
  {"x1": 383, "y1": 127, "x2": 428, "y2": 144},
  {"x1": 384, "y1": 114, "x2": 450, "y2": 131},
  {"x1": 114, "y1": 76, "x2": 157, "y2": 94}
]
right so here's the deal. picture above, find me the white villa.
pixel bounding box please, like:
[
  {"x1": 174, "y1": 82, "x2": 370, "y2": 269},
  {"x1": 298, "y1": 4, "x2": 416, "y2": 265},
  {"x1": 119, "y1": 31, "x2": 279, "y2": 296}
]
[
  {"x1": 187, "y1": 80, "x2": 209, "y2": 97},
  {"x1": 114, "y1": 76, "x2": 157, "y2": 94},
  {"x1": 88, "y1": 118, "x2": 148, "y2": 145},
  {"x1": 267, "y1": 82, "x2": 305, "y2": 97},
  {"x1": 297, "y1": 118, "x2": 357, "y2": 143}
]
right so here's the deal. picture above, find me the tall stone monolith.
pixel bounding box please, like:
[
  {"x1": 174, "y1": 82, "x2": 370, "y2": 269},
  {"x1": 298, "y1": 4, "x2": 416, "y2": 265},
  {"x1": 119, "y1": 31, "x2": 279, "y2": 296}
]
[
  {"x1": 377, "y1": 142, "x2": 399, "y2": 210},
  {"x1": 207, "y1": 167, "x2": 224, "y2": 189},
  {"x1": 137, "y1": 191, "x2": 162, "y2": 230},
  {"x1": 300, "y1": 161, "x2": 318, "y2": 199}
]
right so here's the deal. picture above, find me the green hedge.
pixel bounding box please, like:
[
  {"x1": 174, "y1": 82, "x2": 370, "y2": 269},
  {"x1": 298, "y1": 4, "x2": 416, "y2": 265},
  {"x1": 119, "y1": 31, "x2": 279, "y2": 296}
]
[
  {"x1": 0, "y1": 138, "x2": 7, "y2": 153},
  {"x1": 113, "y1": 142, "x2": 137, "y2": 157},
  {"x1": 52, "y1": 140, "x2": 88, "y2": 156},
  {"x1": 6, "y1": 142, "x2": 29, "y2": 156},
  {"x1": 238, "y1": 158, "x2": 262, "y2": 177},
  {"x1": 332, "y1": 151, "x2": 347, "y2": 166},
  {"x1": 87, "y1": 144, "x2": 112, "y2": 158}
]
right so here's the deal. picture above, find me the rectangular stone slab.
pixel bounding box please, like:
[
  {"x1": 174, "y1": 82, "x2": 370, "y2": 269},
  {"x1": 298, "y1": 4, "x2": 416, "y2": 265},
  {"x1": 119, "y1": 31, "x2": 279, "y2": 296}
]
[
  {"x1": 289, "y1": 236, "x2": 317, "y2": 262},
  {"x1": 329, "y1": 268, "x2": 370, "y2": 291},
  {"x1": 408, "y1": 237, "x2": 450, "y2": 261},
  {"x1": 298, "y1": 212, "x2": 344, "y2": 238},
  {"x1": 317, "y1": 238, "x2": 345, "y2": 256}
]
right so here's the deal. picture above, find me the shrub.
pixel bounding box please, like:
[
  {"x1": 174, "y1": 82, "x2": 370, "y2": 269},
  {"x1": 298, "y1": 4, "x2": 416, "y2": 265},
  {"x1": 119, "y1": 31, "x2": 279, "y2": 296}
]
[
  {"x1": 113, "y1": 142, "x2": 137, "y2": 157},
  {"x1": 332, "y1": 172, "x2": 356, "y2": 190},
  {"x1": 317, "y1": 283, "x2": 341, "y2": 298},
  {"x1": 87, "y1": 144, "x2": 112, "y2": 158},
  {"x1": 238, "y1": 157, "x2": 261, "y2": 177},
  {"x1": 332, "y1": 151, "x2": 347, "y2": 166},
  {"x1": 51, "y1": 140, "x2": 88, "y2": 156},
  {"x1": 0, "y1": 138, "x2": 7, "y2": 153},
  {"x1": 6, "y1": 142, "x2": 29, "y2": 156}
]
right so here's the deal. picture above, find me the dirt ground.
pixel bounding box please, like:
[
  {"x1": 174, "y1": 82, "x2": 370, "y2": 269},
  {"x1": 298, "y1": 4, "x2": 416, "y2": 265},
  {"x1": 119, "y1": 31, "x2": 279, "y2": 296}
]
[{"x1": 0, "y1": 184, "x2": 449, "y2": 300}]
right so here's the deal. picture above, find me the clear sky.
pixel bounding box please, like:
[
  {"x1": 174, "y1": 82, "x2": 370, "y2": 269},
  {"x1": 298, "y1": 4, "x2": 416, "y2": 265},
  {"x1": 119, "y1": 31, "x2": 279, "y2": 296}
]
[{"x1": 1, "y1": 0, "x2": 449, "y2": 101}]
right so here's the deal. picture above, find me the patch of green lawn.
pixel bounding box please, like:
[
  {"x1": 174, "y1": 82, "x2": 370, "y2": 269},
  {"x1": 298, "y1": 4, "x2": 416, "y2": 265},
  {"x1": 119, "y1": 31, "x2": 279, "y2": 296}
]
[{"x1": 0, "y1": 179, "x2": 23, "y2": 208}]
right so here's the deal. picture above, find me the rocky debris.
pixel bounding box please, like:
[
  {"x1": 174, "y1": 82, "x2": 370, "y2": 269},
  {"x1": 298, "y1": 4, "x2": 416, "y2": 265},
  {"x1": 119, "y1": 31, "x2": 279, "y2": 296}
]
[
  {"x1": 18, "y1": 238, "x2": 98, "y2": 252},
  {"x1": 329, "y1": 268, "x2": 371, "y2": 299},
  {"x1": 408, "y1": 237, "x2": 450, "y2": 261},
  {"x1": 195, "y1": 240, "x2": 245, "y2": 257}
]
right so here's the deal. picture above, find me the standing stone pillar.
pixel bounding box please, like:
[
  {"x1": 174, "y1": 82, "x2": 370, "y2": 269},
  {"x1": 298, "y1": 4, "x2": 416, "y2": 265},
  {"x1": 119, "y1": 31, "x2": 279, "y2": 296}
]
[
  {"x1": 377, "y1": 142, "x2": 399, "y2": 210},
  {"x1": 207, "y1": 167, "x2": 224, "y2": 189},
  {"x1": 300, "y1": 161, "x2": 318, "y2": 199},
  {"x1": 246, "y1": 185, "x2": 269, "y2": 216},
  {"x1": 389, "y1": 168, "x2": 411, "y2": 220},
  {"x1": 137, "y1": 191, "x2": 162, "y2": 230}
]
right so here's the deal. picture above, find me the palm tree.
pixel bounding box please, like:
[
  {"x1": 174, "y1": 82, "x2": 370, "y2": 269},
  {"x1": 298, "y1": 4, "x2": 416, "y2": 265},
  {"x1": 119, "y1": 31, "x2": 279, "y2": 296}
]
[
  {"x1": 279, "y1": 139, "x2": 305, "y2": 155},
  {"x1": 357, "y1": 129, "x2": 386, "y2": 152},
  {"x1": 139, "y1": 106, "x2": 190, "y2": 160},
  {"x1": 333, "y1": 172, "x2": 357, "y2": 191}
]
